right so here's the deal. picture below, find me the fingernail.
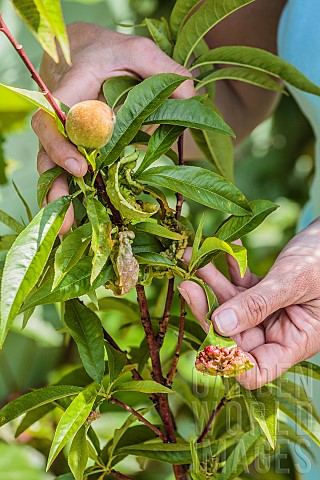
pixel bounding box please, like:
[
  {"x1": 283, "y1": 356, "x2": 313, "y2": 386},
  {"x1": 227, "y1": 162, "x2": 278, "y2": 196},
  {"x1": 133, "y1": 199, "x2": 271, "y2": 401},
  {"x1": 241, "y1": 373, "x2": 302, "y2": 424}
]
[
  {"x1": 65, "y1": 158, "x2": 82, "y2": 176},
  {"x1": 177, "y1": 287, "x2": 191, "y2": 305},
  {"x1": 214, "y1": 309, "x2": 238, "y2": 334}
]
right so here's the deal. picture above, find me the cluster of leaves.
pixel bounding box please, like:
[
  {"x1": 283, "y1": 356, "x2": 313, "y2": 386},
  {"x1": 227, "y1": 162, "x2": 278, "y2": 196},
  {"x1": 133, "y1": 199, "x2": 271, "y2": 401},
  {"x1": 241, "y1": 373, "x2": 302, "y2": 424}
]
[{"x1": 1, "y1": 0, "x2": 320, "y2": 479}]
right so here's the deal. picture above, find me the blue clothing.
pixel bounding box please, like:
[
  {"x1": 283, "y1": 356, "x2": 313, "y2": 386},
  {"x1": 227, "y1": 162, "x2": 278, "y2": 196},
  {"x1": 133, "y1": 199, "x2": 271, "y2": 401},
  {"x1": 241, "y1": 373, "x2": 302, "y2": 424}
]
[
  {"x1": 278, "y1": 0, "x2": 320, "y2": 230},
  {"x1": 278, "y1": 4, "x2": 320, "y2": 478}
]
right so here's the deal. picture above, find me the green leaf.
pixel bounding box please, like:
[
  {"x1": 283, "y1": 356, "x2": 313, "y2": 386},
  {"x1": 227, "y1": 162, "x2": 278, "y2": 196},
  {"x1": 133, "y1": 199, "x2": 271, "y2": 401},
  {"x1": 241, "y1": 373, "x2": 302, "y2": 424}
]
[
  {"x1": 287, "y1": 360, "x2": 320, "y2": 381},
  {"x1": 68, "y1": 425, "x2": 88, "y2": 480},
  {"x1": 53, "y1": 223, "x2": 92, "y2": 289},
  {"x1": 135, "y1": 252, "x2": 175, "y2": 267},
  {"x1": 37, "y1": 166, "x2": 65, "y2": 208},
  {"x1": 103, "y1": 76, "x2": 140, "y2": 110},
  {"x1": 0, "y1": 134, "x2": 7, "y2": 185},
  {"x1": 0, "y1": 83, "x2": 61, "y2": 117},
  {"x1": 12, "y1": 180, "x2": 33, "y2": 222},
  {"x1": 116, "y1": 439, "x2": 228, "y2": 464},
  {"x1": 191, "y1": 237, "x2": 247, "y2": 275},
  {"x1": 0, "y1": 235, "x2": 16, "y2": 252},
  {"x1": 219, "y1": 429, "x2": 264, "y2": 480},
  {"x1": 99, "y1": 73, "x2": 189, "y2": 166},
  {"x1": 86, "y1": 197, "x2": 113, "y2": 283},
  {"x1": 215, "y1": 199, "x2": 279, "y2": 242},
  {"x1": 105, "y1": 342, "x2": 127, "y2": 385},
  {"x1": 135, "y1": 125, "x2": 184, "y2": 177},
  {"x1": 276, "y1": 396, "x2": 320, "y2": 446},
  {"x1": 197, "y1": 67, "x2": 284, "y2": 93},
  {"x1": 190, "y1": 278, "x2": 219, "y2": 322},
  {"x1": 173, "y1": 0, "x2": 254, "y2": 66},
  {"x1": 144, "y1": 97, "x2": 234, "y2": 136},
  {"x1": 190, "y1": 214, "x2": 204, "y2": 268},
  {"x1": 138, "y1": 165, "x2": 251, "y2": 216},
  {"x1": 112, "y1": 380, "x2": 173, "y2": 395},
  {"x1": 65, "y1": 300, "x2": 105, "y2": 384},
  {"x1": 170, "y1": 0, "x2": 203, "y2": 39},
  {"x1": 144, "y1": 17, "x2": 173, "y2": 56},
  {"x1": 47, "y1": 384, "x2": 99, "y2": 469},
  {"x1": 191, "y1": 46, "x2": 320, "y2": 96},
  {"x1": 241, "y1": 386, "x2": 278, "y2": 449},
  {"x1": 0, "y1": 210, "x2": 24, "y2": 233},
  {"x1": 191, "y1": 121, "x2": 234, "y2": 181},
  {"x1": 21, "y1": 257, "x2": 113, "y2": 311},
  {"x1": 0, "y1": 196, "x2": 71, "y2": 346},
  {"x1": 134, "y1": 221, "x2": 183, "y2": 240},
  {"x1": 15, "y1": 403, "x2": 55, "y2": 437},
  {"x1": 11, "y1": 0, "x2": 70, "y2": 64},
  {"x1": 0, "y1": 385, "x2": 82, "y2": 427}
]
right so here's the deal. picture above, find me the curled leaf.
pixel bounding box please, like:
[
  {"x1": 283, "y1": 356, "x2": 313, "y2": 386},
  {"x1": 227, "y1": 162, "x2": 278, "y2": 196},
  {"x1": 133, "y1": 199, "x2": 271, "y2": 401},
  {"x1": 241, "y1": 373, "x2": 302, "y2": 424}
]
[
  {"x1": 108, "y1": 230, "x2": 139, "y2": 296},
  {"x1": 106, "y1": 150, "x2": 158, "y2": 221},
  {"x1": 196, "y1": 345, "x2": 254, "y2": 377}
]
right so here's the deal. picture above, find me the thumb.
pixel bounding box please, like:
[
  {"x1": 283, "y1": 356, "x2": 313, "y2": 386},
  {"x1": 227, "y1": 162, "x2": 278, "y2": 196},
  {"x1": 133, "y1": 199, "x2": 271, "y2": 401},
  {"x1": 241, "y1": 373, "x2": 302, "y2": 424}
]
[{"x1": 212, "y1": 270, "x2": 294, "y2": 336}]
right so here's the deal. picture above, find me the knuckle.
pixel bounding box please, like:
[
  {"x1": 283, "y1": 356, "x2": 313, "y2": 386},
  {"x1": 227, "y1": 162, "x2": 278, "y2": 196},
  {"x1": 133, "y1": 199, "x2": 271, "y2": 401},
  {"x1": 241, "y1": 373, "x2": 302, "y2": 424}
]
[
  {"x1": 172, "y1": 64, "x2": 190, "y2": 77},
  {"x1": 243, "y1": 292, "x2": 268, "y2": 325}
]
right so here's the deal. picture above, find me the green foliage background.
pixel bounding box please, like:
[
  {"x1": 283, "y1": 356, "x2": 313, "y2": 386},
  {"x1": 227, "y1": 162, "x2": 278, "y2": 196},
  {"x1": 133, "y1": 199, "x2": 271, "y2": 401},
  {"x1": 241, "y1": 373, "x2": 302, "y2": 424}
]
[{"x1": 0, "y1": 0, "x2": 319, "y2": 479}]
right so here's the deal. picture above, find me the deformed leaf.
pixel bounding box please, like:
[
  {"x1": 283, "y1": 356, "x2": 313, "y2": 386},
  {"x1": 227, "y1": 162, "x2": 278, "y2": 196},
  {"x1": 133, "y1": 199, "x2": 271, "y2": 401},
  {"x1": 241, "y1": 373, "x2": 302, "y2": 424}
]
[
  {"x1": 0, "y1": 196, "x2": 71, "y2": 346},
  {"x1": 111, "y1": 231, "x2": 140, "y2": 296},
  {"x1": 65, "y1": 300, "x2": 105, "y2": 384},
  {"x1": 47, "y1": 383, "x2": 99, "y2": 469},
  {"x1": 138, "y1": 166, "x2": 251, "y2": 216},
  {"x1": 134, "y1": 221, "x2": 183, "y2": 241},
  {"x1": 0, "y1": 385, "x2": 82, "y2": 427}
]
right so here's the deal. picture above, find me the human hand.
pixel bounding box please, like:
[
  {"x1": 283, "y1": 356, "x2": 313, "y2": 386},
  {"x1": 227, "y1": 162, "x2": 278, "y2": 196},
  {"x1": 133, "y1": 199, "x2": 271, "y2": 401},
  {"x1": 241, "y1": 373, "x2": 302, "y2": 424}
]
[
  {"x1": 178, "y1": 220, "x2": 320, "y2": 389},
  {"x1": 31, "y1": 22, "x2": 195, "y2": 233}
]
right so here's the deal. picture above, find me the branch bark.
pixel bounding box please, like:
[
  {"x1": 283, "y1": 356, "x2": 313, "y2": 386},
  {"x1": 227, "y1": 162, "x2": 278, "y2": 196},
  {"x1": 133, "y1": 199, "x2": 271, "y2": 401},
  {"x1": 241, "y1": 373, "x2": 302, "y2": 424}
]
[
  {"x1": 197, "y1": 397, "x2": 228, "y2": 443},
  {"x1": 157, "y1": 277, "x2": 175, "y2": 348}
]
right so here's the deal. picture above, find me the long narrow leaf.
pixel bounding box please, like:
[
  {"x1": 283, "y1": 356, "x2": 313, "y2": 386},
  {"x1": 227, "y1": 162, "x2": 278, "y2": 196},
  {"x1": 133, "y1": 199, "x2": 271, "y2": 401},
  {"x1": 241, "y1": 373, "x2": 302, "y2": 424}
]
[
  {"x1": 0, "y1": 196, "x2": 71, "y2": 346},
  {"x1": 173, "y1": 0, "x2": 253, "y2": 66}
]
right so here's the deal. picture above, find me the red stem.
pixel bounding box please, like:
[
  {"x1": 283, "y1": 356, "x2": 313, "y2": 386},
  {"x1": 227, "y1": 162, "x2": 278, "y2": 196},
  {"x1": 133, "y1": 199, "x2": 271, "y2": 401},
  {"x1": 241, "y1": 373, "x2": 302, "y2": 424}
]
[
  {"x1": 110, "y1": 397, "x2": 166, "y2": 441},
  {"x1": 167, "y1": 295, "x2": 186, "y2": 386},
  {"x1": 197, "y1": 397, "x2": 227, "y2": 443},
  {"x1": 0, "y1": 14, "x2": 66, "y2": 125}
]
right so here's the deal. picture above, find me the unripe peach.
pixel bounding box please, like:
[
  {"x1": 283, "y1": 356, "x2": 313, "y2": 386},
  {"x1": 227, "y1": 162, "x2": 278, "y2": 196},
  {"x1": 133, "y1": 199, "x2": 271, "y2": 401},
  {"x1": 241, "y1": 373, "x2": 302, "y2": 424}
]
[{"x1": 65, "y1": 100, "x2": 115, "y2": 149}]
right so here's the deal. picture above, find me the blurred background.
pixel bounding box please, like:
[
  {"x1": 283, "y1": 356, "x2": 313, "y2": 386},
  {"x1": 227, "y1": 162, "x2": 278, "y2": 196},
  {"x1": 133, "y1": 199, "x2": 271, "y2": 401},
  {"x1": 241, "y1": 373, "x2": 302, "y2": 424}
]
[{"x1": 0, "y1": 0, "x2": 319, "y2": 478}]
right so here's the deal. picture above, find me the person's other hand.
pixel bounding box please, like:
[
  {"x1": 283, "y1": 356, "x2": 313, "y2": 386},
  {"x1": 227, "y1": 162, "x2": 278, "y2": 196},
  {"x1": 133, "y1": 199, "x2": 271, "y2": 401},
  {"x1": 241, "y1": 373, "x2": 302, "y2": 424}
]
[
  {"x1": 178, "y1": 220, "x2": 320, "y2": 389},
  {"x1": 31, "y1": 22, "x2": 195, "y2": 233}
]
